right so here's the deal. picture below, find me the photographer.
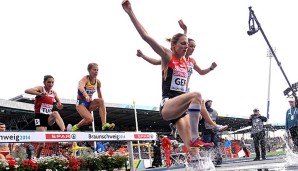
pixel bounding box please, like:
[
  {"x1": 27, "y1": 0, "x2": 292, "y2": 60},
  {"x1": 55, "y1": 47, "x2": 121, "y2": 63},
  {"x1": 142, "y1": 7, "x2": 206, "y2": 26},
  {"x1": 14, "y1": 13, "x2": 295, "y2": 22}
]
[
  {"x1": 286, "y1": 98, "x2": 298, "y2": 152},
  {"x1": 249, "y1": 108, "x2": 267, "y2": 161}
]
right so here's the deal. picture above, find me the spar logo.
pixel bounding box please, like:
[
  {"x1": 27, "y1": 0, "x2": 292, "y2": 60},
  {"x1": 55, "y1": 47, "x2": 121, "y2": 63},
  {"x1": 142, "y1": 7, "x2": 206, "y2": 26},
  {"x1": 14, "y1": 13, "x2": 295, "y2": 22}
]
[
  {"x1": 134, "y1": 134, "x2": 151, "y2": 139},
  {"x1": 46, "y1": 134, "x2": 76, "y2": 140}
]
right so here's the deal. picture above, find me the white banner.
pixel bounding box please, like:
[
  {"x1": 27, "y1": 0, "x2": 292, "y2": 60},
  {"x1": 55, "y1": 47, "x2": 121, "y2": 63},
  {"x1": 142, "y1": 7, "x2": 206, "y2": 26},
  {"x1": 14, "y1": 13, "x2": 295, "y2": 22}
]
[{"x1": 0, "y1": 132, "x2": 157, "y2": 143}]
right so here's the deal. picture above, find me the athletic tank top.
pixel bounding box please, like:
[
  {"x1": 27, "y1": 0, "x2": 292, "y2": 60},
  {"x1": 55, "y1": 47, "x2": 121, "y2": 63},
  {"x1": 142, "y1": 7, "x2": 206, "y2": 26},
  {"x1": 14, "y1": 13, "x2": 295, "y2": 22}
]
[
  {"x1": 186, "y1": 57, "x2": 195, "y2": 78},
  {"x1": 77, "y1": 76, "x2": 97, "y2": 97},
  {"x1": 34, "y1": 87, "x2": 55, "y2": 115},
  {"x1": 162, "y1": 55, "x2": 188, "y2": 98}
]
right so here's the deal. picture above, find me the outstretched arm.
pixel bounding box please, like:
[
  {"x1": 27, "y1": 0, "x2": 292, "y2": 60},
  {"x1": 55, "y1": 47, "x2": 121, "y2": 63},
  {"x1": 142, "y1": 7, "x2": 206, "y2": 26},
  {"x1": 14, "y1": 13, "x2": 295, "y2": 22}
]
[
  {"x1": 122, "y1": 0, "x2": 171, "y2": 66},
  {"x1": 25, "y1": 86, "x2": 44, "y2": 96},
  {"x1": 136, "y1": 49, "x2": 161, "y2": 65},
  {"x1": 193, "y1": 59, "x2": 217, "y2": 75}
]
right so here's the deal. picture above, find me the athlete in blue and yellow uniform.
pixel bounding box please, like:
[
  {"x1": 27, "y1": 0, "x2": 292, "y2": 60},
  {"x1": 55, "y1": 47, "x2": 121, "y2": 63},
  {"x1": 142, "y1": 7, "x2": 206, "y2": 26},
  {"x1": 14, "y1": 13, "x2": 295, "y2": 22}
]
[{"x1": 71, "y1": 63, "x2": 115, "y2": 131}]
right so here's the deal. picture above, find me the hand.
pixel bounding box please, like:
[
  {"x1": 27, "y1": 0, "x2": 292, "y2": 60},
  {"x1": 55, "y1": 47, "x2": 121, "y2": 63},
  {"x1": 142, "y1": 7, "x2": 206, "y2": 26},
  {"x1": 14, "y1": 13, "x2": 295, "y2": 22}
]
[
  {"x1": 56, "y1": 103, "x2": 63, "y2": 110},
  {"x1": 178, "y1": 19, "x2": 187, "y2": 33},
  {"x1": 39, "y1": 91, "x2": 48, "y2": 97},
  {"x1": 85, "y1": 95, "x2": 91, "y2": 102},
  {"x1": 122, "y1": 0, "x2": 132, "y2": 13},
  {"x1": 210, "y1": 62, "x2": 217, "y2": 69},
  {"x1": 136, "y1": 49, "x2": 144, "y2": 58}
]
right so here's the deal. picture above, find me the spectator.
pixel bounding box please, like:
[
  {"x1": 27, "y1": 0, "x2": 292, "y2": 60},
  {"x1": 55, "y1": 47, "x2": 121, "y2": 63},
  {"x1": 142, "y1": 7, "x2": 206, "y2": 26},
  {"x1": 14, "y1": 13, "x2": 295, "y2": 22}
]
[
  {"x1": 26, "y1": 143, "x2": 35, "y2": 159},
  {"x1": 0, "y1": 123, "x2": 12, "y2": 160},
  {"x1": 286, "y1": 97, "x2": 298, "y2": 152},
  {"x1": 249, "y1": 108, "x2": 267, "y2": 161},
  {"x1": 152, "y1": 140, "x2": 162, "y2": 167},
  {"x1": 199, "y1": 99, "x2": 222, "y2": 165},
  {"x1": 160, "y1": 135, "x2": 172, "y2": 168},
  {"x1": 118, "y1": 144, "x2": 128, "y2": 155},
  {"x1": 224, "y1": 137, "x2": 233, "y2": 159},
  {"x1": 240, "y1": 137, "x2": 250, "y2": 158}
]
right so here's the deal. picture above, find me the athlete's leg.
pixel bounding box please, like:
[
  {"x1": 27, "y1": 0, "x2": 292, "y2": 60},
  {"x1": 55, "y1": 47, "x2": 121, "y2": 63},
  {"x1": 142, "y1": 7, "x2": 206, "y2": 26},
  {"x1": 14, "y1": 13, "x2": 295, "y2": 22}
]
[
  {"x1": 162, "y1": 92, "x2": 221, "y2": 129},
  {"x1": 76, "y1": 104, "x2": 93, "y2": 128},
  {"x1": 48, "y1": 111, "x2": 65, "y2": 131},
  {"x1": 163, "y1": 92, "x2": 212, "y2": 143},
  {"x1": 89, "y1": 98, "x2": 105, "y2": 125}
]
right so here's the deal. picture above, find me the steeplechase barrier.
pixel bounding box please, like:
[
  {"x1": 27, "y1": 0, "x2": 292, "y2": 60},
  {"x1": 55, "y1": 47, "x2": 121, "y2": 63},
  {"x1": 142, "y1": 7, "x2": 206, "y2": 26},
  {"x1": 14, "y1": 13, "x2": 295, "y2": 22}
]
[{"x1": 0, "y1": 131, "x2": 157, "y2": 171}]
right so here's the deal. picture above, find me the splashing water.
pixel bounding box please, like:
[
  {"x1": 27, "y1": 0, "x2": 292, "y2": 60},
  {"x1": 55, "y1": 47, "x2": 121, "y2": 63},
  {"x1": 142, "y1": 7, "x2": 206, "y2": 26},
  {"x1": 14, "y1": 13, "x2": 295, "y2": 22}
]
[
  {"x1": 281, "y1": 132, "x2": 298, "y2": 167},
  {"x1": 185, "y1": 149, "x2": 216, "y2": 171},
  {"x1": 186, "y1": 157, "x2": 215, "y2": 171}
]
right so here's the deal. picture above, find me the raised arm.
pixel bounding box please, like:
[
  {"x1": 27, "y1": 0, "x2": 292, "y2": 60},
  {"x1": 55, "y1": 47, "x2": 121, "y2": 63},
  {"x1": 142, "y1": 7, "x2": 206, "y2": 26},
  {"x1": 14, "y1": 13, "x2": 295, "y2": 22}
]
[
  {"x1": 136, "y1": 49, "x2": 161, "y2": 65},
  {"x1": 122, "y1": 0, "x2": 171, "y2": 65},
  {"x1": 178, "y1": 19, "x2": 187, "y2": 35},
  {"x1": 78, "y1": 76, "x2": 90, "y2": 101},
  {"x1": 25, "y1": 86, "x2": 44, "y2": 96},
  {"x1": 193, "y1": 59, "x2": 217, "y2": 75}
]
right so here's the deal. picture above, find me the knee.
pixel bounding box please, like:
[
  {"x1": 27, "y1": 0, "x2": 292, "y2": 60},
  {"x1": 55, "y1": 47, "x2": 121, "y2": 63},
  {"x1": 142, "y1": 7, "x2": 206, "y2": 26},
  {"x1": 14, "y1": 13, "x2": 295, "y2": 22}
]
[
  {"x1": 190, "y1": 92, "x2": 202, "y2": 101},
  {"x1": 94, "y1": 98, "x2": 104, "y2": 106},
  {"x1": 85, "y1": 117, "x2": 94, "y2": 124},
  {"x1": 52, "y1": 111, "x2": 60, "y2": 118}
]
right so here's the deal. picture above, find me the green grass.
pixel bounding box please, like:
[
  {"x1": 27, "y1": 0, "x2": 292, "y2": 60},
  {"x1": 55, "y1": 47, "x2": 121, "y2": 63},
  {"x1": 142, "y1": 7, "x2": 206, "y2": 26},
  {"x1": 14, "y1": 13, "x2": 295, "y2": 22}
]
[{"x1": 249, "y1": 150, "x2": 286, "y2": 158}]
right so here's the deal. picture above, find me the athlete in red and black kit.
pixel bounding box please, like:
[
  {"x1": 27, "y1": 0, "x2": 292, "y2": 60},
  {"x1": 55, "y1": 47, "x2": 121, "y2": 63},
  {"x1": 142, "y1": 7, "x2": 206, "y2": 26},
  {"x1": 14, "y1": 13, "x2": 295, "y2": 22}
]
[
  {"x1": 25, "y1": 75, "x2": 66, "y2": 158},
  {"x1": 122, "y1": 0, "x2": 226, "y2": 162}
]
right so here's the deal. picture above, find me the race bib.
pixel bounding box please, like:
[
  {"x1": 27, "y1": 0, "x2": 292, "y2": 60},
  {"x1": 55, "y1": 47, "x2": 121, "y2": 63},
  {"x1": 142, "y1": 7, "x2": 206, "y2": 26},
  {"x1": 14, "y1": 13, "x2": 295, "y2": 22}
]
[
  {"x1": 170, "y1": 75, "x2": 187, "y2": 92},
  {"x1": 35, "y1": 119, "x2": 41, "y2": 126},
  {"x1": 40, "y1": 103, "x2": 53, "y2": 115},
  {"x1": 86, "y1": 87, "x2": 96, "y2": 96}
]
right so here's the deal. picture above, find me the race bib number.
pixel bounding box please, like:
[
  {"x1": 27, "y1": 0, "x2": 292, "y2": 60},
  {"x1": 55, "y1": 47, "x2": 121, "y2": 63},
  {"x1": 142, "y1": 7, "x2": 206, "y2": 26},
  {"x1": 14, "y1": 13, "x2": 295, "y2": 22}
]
[
  {"x1": 35, "y1": 119, "x2": 41, "y2": 126},
  {"x1": 40, "y1": 103, "x2": 53, "y2": 115},
  {"x1": 86, "y1": 87, "x2": 96, "y2": 96},
  {"x1": 170, "y1": 76, "x2": 187, "y2": 92}
]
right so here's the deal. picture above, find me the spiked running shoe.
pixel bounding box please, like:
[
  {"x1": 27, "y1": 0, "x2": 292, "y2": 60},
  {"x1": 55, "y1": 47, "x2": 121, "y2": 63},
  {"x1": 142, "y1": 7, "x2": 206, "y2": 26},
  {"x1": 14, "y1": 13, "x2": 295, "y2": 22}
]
[
  {"x1": 214, "y1": 124, "x2": 228, "y2": 132},
  {"x1": 190, "y1": 138, "x2": 214, "y2": 148},
  {"x1": 102, "y1": 123, "x2": 115, "y2": 131},
  {"x1": 169, "y1": 123, "x2": 178, "y2": 138},
  {"x1": 71, "y1": 125, "x2": 80, "y2": 132}
]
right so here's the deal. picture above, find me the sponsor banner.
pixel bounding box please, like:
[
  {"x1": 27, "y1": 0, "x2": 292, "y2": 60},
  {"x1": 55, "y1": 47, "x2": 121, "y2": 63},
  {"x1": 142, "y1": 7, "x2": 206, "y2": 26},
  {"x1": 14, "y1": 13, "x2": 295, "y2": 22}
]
[
  {"x1": 0, "y1": 132, "x2": 156, "y2": 142},
  {"x1": 45, "y1": 133, "x2": 77, "y2": 140}
]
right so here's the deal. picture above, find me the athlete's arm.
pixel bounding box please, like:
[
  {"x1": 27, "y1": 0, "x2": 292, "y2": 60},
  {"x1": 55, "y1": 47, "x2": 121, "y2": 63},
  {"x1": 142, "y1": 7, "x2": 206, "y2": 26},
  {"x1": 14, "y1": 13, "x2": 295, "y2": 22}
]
[
  {"x1": 178, "y1": 19, "x2": 187, "y2": 35},
  {"x1": 193, "y1": 59, "x2": 217, "y2": 75},
  {"x1": 78, "y1": 76, "x2": 90, "y2": 101},
  {"x1": 25, "y1": 86, "x2": 44, "y2": 96},
  {"x1": 53, "y1": 90, "x2": 63, "y2": 110},
  {"x1": 122, "y1": 0, "x2": 171, "y2": 68},
  {"x1": 136, "y1": 49, "x2": 161, "y2": 65}
]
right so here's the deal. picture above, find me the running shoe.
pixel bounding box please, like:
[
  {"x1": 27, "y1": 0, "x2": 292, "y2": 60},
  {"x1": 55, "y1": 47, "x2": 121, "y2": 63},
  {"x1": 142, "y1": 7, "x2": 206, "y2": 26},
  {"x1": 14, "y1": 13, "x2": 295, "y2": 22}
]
[
  {"x1": 169, "y1": 123, "x2": 178, "y2": 139},
  {"x1": 66, "y1": 124, "x2": 73, "y2": 132},
  {"x1": 102, "y1": 123, "x2": 115, "y2": 131},
  {"x1": 214, "y1": 124, "x2": 228, "y2": 132},
  {"x1": 71, "y1": 125, "x2": 80, "y2": 132},
  {"x1": 173, "y1": 128, "x2": 178, "y2": 139},
  {"x1": 190, "y1": 138, "x2": 214, "y2": 148}
]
